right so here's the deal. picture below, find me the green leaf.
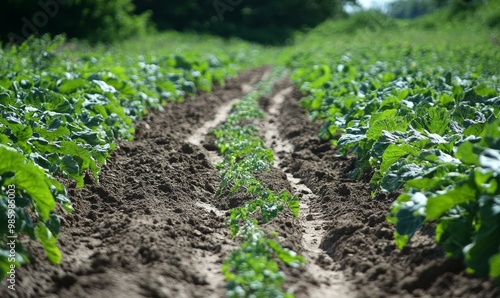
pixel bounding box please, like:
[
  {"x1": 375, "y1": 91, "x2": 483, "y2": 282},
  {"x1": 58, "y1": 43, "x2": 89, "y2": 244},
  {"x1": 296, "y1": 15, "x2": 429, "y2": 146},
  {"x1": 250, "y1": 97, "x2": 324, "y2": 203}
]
[
  {"x1": 60, "y1": 155, "x2": 83, "y2": 186},
  {"x1": 426, "y1": 184, "x2": 476, "y2": 221},
  {"x1": 474, "y1": 168, "x2": 498, "y2": 194},
  {"x1": 0, "y1": 144, "x2": 55, "y2": 221},
  {"x1": 58, "y1": 78, "x2": 89, "y2": 94},
  {"x1": 381, "y1": 163, "x2": 424, "y2": 192},
  {"x1": 394, "y1": 232, "x2": 410, "y2": 250},
  {"x1": 456, "y1": 142, "x2": 481, "y2": 165},
  {"x1": 489, "y1": 253, "x2": 500, "y2": 278},
  {"x1": 435, "y1": 213, "x2": 473, "y2": 258},
  {"x1": 474, "y1": 83, "x2": 498, "y2": 98},
  {"x1": 479, "y1": 149, "x2": 500, "y2": 175},
  {"x1": 391, "y1": 192, "x2": 427, "y2": 240},
  {"x1": 35, "y1": 221, "x2": 62, "y2": 265},
  {"x1": 267, "y1": 239, "x2": 305, "y2": 267},
  {"x1": 463, "y1": 123, "x2": 485, "y2": 137},
  {"x1": 8, "y1": 122, "x2": 33, "y2": 145},
  {"x1": 463, "y1": 196, "x2": 500, "y2": 277},
  {"x1": 47, "y1": 116, "x2": 63, "y2": 131},
  {"x1": 413, "y1": 107, "x2": 450, "y2": 135},
  {"x1": 367, "y1": 114, "x2": 407, "y2": 141},
  {"x1": 380, "y1": 144, "x2": 419, "y2": 174},
  {"x1": 405, "y1": 177, "x2": 441, "y2": 191},
  {"x1": 287, "y1": 196, "x2": 300, "y2": 217}
]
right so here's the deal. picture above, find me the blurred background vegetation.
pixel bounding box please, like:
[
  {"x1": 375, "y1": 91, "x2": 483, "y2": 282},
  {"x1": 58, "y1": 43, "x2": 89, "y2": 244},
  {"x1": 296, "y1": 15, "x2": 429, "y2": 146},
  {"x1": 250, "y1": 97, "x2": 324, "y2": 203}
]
[{"x1": 0, "y1": 0, "x2": 499, "y2": 45}]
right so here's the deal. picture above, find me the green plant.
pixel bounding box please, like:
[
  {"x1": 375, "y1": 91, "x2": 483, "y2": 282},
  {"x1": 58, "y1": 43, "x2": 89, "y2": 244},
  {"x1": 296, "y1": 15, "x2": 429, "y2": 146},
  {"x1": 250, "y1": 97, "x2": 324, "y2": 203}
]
[
  {"x1": 287, "y1": 28, "x2": 500, "y2": 280},
  {"x1": 212, "y1": 68, "x2": 304, "y2": 297}
]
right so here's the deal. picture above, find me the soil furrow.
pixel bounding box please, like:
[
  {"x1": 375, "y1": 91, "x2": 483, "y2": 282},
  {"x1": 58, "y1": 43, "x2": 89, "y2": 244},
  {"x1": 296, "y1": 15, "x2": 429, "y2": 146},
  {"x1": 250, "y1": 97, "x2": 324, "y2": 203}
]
[
  {"x1": 260, "y1": 82, "x2": 353, "y2": 298},
  {"x1": 187, "y1": 69, "x2": 272, "y2": 165}
]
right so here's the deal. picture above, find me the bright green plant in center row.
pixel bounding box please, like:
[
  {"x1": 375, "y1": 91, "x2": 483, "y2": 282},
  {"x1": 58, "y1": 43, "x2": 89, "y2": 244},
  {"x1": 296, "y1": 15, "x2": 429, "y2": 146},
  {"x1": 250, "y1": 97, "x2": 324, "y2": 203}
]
[{"x1": 212, "y1": 68, "x2": 303, "y2": 298}]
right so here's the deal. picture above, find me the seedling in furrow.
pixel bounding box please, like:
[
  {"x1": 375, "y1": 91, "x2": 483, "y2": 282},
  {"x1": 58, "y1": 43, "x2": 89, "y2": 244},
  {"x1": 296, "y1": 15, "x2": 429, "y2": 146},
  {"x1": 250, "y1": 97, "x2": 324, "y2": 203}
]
[{"x1": 212, "y1": 68, "x2": 304, "y2": 297}]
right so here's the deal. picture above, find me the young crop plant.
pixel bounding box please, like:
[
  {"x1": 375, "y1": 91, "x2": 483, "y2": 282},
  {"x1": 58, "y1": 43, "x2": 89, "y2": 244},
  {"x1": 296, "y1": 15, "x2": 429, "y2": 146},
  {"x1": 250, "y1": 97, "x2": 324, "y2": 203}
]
[
  {"x1": 0, "y1": 34, "x2": 260, "y2": 279},
  {"x1": 288, "y1": 44, "x2": 500, "y2": 281},
  {"x1": 389, "y1": 120, "x2": 500, "y2": 281},
  {"x1": 0, "y1": 144, "x2": 69, "y2": 278},
  {"x1": 213, "y1": 68, "x2": 304, "y2": 297},
  {"x1": 224, "y1": 221, "x2": 304, "y2": 298}
]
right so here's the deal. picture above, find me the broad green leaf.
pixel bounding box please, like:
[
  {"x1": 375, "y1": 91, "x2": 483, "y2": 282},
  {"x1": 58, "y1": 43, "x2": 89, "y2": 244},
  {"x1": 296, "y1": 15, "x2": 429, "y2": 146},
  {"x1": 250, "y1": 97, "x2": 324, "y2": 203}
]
[
  {"x1": 35, "y1": 222, "x2": 62, "y2": 265},
  {"x1": 367, "y1": 115, "x2": 407, "y2": 141},
  {"x1": 426, "y1": 184, "x2": 476, "y2": 221},
  {"x1": 47, "y1": 116, "x2": 63, "y2": 131},
  {"x1": 479, "y1": 149, "x2": 500, "y2": 174},
  {"x1": 489, "y1": 253, "x2": 500, "y2": 278},
  {"x1": 58, "y1": 78, "x2": 89, "y2": 94},
  {"x1": 381, "y1": 163, "x2": 424, "y2": 192},
  {"x1": 60, "y1": 155, "x2": 82, "y2": 186},
  {"x1": 474, "y1": 84, "x2": 498, "y2": 98},
  {"x1": 0, "y1": 144, "x2": 55, "y2": 220},
  {"x1": 436, "y1": 214, "x2": 473, "y2": 258},
  {"x1": 463, "y1": 123, "x2": 485, "y2": 137},
  {"x1": 390, "y1": 192, "x2": 427, "y2": 247},
  {"x1": 413, "y1": 107, "x2": 450, "y2": 135},
  {"x1": 380, "y1": 144, "x2": 419, "y2": 174},
  {"x1": 405, "y1": 177, "x2": 441, "y2": 191},
  {"x1": 463, "y1": 196, "x2": 500, "y2": 277},
  {"x1": 456, "y1": 142, "x2": 481, "y2": 165}
]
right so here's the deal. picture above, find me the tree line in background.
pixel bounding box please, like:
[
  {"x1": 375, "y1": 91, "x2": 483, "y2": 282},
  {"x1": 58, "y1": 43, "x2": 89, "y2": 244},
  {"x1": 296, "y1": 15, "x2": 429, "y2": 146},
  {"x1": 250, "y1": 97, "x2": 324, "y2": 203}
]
[
  {"x1": 0, "y1": 0, "x2": 352, "y2": 44},
  {"x1": 0, "y1": 0, "x2": 496, "y2": 45},
  {"x1": 132, "y1": 0, "x2": 355, "y2": 44},
  {"x1": 387, "y1": 0, "x2": 487, "y2": 19},
  {"x1": 1, "y1": 0, "x2": 150, "y2": 44}
]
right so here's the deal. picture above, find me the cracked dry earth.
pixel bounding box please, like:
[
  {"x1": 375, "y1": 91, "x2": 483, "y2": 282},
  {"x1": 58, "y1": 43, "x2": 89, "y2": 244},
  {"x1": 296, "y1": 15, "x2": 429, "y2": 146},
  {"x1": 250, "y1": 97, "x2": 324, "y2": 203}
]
[{"x1": 1, "y1": 68, "x2": 499, "y2": 298}]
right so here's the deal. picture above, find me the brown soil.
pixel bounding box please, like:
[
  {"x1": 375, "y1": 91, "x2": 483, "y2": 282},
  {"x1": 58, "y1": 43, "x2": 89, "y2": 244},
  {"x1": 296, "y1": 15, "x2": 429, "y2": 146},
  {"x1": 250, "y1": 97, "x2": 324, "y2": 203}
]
[{"x1": 2, "y1": 69, "x2": 499, "y2": 298}]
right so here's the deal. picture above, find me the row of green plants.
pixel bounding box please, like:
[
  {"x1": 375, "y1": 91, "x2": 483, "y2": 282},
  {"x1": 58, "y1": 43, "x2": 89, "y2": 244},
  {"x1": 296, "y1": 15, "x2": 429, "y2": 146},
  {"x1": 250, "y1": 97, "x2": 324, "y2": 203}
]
[
  {"x1": 288, "y1": 43, "x2": 500, "y2": 281},
  {"x1": 212, "y1": 68, "x2": 304, "y2": 297},
  {"x1": 0, "y1": 35, "x2": 257, "y2": 278}
]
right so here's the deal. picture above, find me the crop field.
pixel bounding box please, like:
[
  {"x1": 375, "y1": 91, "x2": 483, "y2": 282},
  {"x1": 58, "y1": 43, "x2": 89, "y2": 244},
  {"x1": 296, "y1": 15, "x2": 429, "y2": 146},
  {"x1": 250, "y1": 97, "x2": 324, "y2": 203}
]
[{"x1": 1, "y1": 5, "x2": 500, "y2": 298}]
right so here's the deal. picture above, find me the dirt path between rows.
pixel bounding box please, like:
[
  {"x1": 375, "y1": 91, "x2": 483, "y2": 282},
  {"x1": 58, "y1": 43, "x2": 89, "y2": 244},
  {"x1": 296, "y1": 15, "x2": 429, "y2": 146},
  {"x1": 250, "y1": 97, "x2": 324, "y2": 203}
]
[
  {"x1": 259, "y1": 83, "x2": 353, "y2": 298},
  {"x1": 2, "y1": 68, "x2": 499, "y2": 298}
]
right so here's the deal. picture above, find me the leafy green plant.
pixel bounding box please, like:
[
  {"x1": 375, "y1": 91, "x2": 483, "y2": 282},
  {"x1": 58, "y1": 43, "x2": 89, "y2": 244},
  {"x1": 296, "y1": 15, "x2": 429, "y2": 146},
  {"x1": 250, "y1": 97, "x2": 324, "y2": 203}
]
[
  {"x1": 0, "y1": 144, "x2": 66, "y2": 278},
  {"x1": 389, "y1": 120, "x2": 500, "y2": 279},
  {"x1": 224, "y1": 221, "x2": 304, "y2": 298},
  {"x1": 213, "y1": 68, "x2": 304, "y2": 297},
  {"x1": 288, "y1": 36, "x2": 500, "y2": 281}
]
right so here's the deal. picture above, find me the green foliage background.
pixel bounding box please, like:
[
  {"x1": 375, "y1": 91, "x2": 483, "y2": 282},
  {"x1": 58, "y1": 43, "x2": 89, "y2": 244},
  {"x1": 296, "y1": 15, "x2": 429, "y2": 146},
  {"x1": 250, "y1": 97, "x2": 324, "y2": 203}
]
[
  {"x1": 0, "y1": 0, "x2": 151, "y2": 44},
  {"x1": 1, "y1": 0, "x2": 498, "y2": 44},
  {"x1": 0, "y1": 0, "x2": 351, "y2": 44}
]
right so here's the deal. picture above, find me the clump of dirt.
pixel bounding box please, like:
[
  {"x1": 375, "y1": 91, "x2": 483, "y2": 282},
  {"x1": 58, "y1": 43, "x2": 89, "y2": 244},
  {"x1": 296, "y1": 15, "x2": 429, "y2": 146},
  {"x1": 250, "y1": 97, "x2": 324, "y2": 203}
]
[{"x1": 277, "y1": 87, "x2": 500, "y2": 298}]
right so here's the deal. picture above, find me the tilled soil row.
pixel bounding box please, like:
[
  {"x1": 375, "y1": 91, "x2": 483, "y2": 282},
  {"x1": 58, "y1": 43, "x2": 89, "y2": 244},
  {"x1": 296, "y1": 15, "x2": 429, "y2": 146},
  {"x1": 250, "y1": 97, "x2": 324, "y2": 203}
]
[
  {"x1": 257, "y1": 80, "x2": 354, "y2": 298},
  {"x1": 277, "y1": 83, "x2": 500, "y2": 298},
  {"x1": 1, "y1": 68, "x2": 267, "y2": 298}
]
